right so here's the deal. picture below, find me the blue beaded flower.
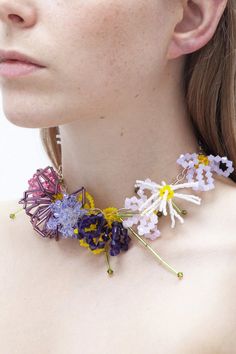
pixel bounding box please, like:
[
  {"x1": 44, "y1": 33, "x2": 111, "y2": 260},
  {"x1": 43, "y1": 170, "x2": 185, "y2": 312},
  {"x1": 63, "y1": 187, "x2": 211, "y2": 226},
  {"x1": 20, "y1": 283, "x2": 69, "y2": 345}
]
[{"x1": 46, "y1": 193, "x2": 88, "y2": 238}]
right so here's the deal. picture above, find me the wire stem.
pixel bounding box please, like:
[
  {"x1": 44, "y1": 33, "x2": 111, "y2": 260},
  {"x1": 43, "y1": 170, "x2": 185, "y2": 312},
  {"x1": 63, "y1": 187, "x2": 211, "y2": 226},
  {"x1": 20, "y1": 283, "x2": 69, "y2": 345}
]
[
  {"x1": 119, "y1": 217, "x2": 183, "y2": 279},
  {"x1": 104, "y1": 246, "x2": 114, "y2": 276},
  {"x1": 9, "y1": 207, "x2": 24, "y2": 220}
]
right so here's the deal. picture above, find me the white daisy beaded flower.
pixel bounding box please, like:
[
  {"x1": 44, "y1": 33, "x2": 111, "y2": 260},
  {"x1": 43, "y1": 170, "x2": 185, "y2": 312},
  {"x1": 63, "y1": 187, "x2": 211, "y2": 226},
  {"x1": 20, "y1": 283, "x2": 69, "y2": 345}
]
[
  {"x1": 176, "y1": 153, "x2": 234, "y2": 191},
  {"x1": 135, "y1": 179, "x2": 201, "y2": 228}
]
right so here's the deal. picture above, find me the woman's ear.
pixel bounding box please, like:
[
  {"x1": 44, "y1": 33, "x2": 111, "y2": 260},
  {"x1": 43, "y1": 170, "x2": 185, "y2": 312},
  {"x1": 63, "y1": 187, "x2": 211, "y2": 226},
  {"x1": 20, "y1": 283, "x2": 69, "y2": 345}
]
[{"x1": 167, "y1": 0, "x2": 228, "y2": 59}]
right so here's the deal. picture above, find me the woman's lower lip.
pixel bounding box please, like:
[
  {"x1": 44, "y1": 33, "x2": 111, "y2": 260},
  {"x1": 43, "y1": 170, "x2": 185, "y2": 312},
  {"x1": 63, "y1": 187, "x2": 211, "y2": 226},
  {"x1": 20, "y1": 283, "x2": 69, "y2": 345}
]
[{"x1": 0, "y1": 61, "x2": 45, "y2": 78}]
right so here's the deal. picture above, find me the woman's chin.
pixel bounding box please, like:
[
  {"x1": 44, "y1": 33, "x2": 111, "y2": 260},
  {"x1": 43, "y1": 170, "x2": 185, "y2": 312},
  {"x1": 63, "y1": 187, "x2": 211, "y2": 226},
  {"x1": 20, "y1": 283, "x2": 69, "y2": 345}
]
[
  {"x1": 1, "y1": 102, "x2": 63, "y2": 129},
  {"x1": 2, "y1": 109, "x2": 57, "y2": 129}
]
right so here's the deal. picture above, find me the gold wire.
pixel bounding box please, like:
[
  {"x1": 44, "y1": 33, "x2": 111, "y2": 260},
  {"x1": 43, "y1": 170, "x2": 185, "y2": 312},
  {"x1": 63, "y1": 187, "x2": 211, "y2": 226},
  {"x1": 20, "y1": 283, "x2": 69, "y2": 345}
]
[
  {"x1": 104, "y1": 245, "x2": 114, "y2": 276},
  {"x1": 119, "y1": 217, "x2": 183, "y2": 279},
  {"x1": 172, "y1": 201, "x2": 182, "y2": 215},
  {"x1": 171, "y1": 167, "x2": 188, "y2": 185},
  {"x1": 9, "y1": 207, "x2": 24, "y2": 219},
  {"x1": 172, "y1": 201, "x2": 188, "y2": 216}
]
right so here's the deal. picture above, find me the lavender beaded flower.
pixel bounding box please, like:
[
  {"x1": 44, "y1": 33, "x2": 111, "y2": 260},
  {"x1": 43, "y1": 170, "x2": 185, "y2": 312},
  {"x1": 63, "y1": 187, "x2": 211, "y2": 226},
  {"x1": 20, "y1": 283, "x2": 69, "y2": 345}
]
[
  {"x1": 122, "y1": 190, "x2": 161, "y2": 240},
  {"x1": 46, "y1": 193, "x2": 88, "y2": 238},
  {"x1": 177, "y1": 153, "x2": 234, "y2": 191}
]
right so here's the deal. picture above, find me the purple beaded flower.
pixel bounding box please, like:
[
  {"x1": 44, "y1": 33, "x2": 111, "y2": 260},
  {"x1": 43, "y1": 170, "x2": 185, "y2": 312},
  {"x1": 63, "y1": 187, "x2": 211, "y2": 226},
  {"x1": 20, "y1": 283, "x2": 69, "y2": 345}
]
[
  {"x1": 110, "y1": 221, "x2": 131, "y2": 256},
  {"x1": 176, "y1": 153, "x2": 234, "y2": 191},
  {"x1": 77, "y1": 212, "x2": 111, "y2": 254},
  {"x1": 46, "y1": 194, "x2": 88, "y2": 238},
  {"x1": 19, "y1": 166, "x2": 65, "y2": 239},
  {"x1": 76, "y1": 213, "x2": 131, "y2": 256}
]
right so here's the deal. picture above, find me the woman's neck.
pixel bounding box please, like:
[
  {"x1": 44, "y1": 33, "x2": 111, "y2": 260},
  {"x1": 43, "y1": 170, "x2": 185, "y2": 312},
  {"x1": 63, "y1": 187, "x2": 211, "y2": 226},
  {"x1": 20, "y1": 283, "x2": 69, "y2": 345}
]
[{"x1": 59, "y1": 66, "x2": 199, "y2": 209}]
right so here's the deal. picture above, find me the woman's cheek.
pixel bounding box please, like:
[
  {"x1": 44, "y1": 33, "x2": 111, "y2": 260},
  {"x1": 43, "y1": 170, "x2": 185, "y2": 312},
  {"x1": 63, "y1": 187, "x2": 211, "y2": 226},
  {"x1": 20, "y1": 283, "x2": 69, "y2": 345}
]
[
  {"x1": 75, "y1": 1, "x2": 167, "y2": 65},
  {"x1": 74, "y1": 2, "x2": 134, "y2": 52},
  {"x1": 57, "y1": 3, "x2": 134, "y2": 91},
  {"x1": 56, "y1": 0, "x2": 169, "y2": 97}
]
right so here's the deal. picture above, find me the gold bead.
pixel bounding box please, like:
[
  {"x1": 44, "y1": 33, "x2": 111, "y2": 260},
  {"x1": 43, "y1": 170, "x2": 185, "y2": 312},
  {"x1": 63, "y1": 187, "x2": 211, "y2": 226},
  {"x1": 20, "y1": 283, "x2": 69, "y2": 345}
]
[
  {"x1": 134, "y1": 186, "x2": 139, "y2": 194},
  {"x1": 107, "y1": 268, "x2": 114, "y2": 276},
  {"x1": 9, "y1": 213, "x2": 15, "y2": 220},
  {"x1": 177, "y1": 272, "x2": 183, "y2": 279},
  {"x1": 181, "y1": 210, "x2": 188, "y2": 216}
]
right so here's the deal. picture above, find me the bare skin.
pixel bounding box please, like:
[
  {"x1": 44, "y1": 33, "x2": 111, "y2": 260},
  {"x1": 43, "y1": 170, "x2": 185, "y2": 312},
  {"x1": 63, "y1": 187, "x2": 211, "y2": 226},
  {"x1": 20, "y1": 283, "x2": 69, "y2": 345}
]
[
  {"x1": 0, "y1": 0, "x2": 235, "y2": 353},
  {"x1": 0, "y1": 176, "x2": 236, "y2": 354}
]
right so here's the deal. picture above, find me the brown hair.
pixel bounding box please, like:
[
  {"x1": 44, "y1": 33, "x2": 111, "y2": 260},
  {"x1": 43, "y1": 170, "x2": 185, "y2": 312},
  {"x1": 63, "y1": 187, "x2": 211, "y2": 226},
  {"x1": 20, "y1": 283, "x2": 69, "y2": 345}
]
[{"x1": 40, "y1": 0, "x2": 236, "y2": 182}]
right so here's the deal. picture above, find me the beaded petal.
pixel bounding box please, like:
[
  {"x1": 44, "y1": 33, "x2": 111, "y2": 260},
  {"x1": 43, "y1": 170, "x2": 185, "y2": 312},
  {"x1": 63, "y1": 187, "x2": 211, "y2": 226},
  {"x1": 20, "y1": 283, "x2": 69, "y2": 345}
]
[
  {"x1": 122, "y1": 192, "x2": 161, "y2": 240},
  {"x1": 135, "y1": 179, "x2": 201, "y2": 228},
  {"x1": 176, "y1": 153, "x2": 234, "y2": 191},
  {"x1": 46, "y1": 194, "x2": 88, "y2": 238}
]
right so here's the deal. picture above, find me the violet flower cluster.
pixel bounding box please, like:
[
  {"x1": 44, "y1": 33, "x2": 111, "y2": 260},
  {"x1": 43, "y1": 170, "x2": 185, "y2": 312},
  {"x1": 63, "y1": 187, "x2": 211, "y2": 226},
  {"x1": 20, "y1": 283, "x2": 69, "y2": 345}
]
[
  {"x1": 46, "y1": 193, "x2": 131, "y2": 256},
  {"x1": 76, "y1": 213, "x2": 111, "y2": 252},
  {"x1": 76, "y1": 213, "x2": 131, "y2": 256}
]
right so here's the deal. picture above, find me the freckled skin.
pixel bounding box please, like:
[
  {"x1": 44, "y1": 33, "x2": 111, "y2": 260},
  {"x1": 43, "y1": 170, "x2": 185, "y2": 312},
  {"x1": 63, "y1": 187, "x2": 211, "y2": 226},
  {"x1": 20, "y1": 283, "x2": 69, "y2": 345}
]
[{"x1": 0, "y1": 0, "x2": 177, "y2": 128}]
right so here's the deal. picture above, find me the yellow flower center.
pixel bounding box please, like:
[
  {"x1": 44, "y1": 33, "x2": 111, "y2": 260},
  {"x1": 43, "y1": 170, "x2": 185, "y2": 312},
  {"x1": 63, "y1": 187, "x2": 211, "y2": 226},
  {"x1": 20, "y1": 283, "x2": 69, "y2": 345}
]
[
  {"x1": 159, "y1": 185, "x2": 174, "y2": 200},
  {"x1": 194, "y1": 154, "x2": 209, "y2": 168},
  {"x1": 102, "y1": 207, "x2": 120, "y2": 227},
  {"x1": 79, "y1": 236, "x2": 107, "y2": 255},
  {"x1": 52, "y1": 192, "x2": 64, "y2": 201},
  {"x1": 77, "y1": 191, "x2": 95, "y2": 210}
]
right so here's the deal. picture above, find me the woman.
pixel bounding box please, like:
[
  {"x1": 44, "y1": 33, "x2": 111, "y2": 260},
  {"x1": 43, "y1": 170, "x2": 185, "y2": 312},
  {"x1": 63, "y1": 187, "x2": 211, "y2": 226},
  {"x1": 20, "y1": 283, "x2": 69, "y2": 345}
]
[{"x1": 0, "y1": 0, "x2": 236, "y2": 353}]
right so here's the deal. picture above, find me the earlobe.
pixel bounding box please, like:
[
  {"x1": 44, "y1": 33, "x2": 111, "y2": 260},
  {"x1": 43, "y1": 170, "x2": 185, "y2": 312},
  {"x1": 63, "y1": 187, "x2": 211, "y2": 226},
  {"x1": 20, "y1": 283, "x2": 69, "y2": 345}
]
[{"x1": 167, "y1": 0, "x2": 228, "y2": 60}]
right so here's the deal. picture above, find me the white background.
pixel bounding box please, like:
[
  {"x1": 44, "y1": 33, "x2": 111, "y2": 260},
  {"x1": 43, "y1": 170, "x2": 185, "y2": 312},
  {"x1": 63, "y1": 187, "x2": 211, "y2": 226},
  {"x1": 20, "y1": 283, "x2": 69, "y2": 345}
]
[{"x1": 0, "y1": 96, "x2": 51, "y2": 202}]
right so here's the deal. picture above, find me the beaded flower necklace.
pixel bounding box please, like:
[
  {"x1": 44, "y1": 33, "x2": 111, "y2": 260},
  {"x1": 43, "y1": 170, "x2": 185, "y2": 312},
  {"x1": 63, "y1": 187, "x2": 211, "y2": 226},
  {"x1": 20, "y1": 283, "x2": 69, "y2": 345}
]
[{"x1": 10, "y1": 145, "x2": 234, "y2": 279}]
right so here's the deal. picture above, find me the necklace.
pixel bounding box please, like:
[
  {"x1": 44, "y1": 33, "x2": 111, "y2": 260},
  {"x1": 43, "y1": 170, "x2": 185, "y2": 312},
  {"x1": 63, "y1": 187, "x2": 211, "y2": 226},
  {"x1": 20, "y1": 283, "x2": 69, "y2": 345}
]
[{"x1": 10, "y1": 146, "x2": 234, "y2": 279}]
